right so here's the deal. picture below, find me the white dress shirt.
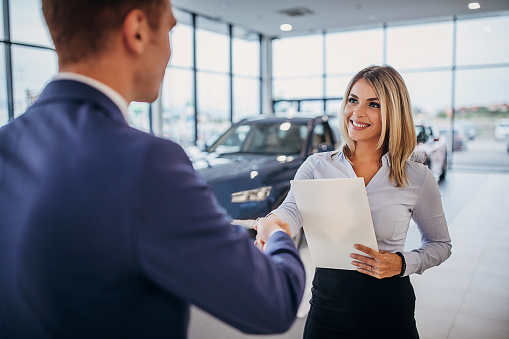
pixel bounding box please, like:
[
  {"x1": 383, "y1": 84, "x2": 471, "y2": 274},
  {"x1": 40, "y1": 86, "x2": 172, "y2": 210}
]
[
  {"x1": 54, "y1": 72, "x2": 129, "y2": 120},
  {"x1": 272, "y1": 150, "x2": 452, "y2": 276}
]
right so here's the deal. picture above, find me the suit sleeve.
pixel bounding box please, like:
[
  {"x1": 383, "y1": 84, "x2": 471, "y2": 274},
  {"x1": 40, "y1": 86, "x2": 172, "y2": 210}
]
[{"x1": 134, "y1": 140, "x2": 305, "y2": 334}]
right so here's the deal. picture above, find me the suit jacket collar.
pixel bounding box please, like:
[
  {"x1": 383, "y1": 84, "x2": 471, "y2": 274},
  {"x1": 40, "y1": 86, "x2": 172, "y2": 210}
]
[{"x1": 33, "y1": 80, "x2": 128, "y2": 125}]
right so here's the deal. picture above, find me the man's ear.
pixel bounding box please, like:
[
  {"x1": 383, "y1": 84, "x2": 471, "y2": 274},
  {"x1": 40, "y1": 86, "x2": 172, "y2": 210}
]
[{"x1": 122, "y1": 9, "x2": 149, "y2": 54}]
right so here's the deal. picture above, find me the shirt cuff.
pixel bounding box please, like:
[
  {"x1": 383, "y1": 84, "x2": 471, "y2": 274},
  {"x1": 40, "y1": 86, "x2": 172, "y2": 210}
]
[{"x1": 400, "y1": 251, "x2": 419, "y2": 276}]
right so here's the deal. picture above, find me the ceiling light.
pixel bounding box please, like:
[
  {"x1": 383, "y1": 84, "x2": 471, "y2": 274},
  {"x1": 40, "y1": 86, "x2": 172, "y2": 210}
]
[
  {"x1": 468, "y1": 2, "x2": 481, "y2": 10},
  {"x1": 280, "y1": 24, "x2": 293, "y2": 32}
]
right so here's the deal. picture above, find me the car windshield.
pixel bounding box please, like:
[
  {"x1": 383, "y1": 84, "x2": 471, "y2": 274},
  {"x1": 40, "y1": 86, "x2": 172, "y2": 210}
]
[{"x1": 208, "y1": 121, "x2": 308, "y2": 155}]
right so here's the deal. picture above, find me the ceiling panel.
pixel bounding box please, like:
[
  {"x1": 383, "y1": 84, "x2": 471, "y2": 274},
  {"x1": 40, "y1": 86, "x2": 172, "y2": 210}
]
[{"x1": 170, "y1": 0, "x2": 509, "y2": 37}]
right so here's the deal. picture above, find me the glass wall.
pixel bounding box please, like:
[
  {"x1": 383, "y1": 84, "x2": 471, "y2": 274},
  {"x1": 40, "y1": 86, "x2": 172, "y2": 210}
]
[
  {"x1": 161, "y1": 9, "x2": 195, "y2": 145},
  {"x1": 10, "y1": 0, "x2": 53, "y2": 47},
  {"x1": 273, "y1": 34, "x2": 324, "y2": 108},
  {"x1": 160, "y1": 9, "x2": 262, "y2": 147},
  {"x1": 232, "y1": 27, "x2": 260, "y2": 121},
  {"x1": 453, "y1": 16, "x2": 509, "y2": 170},
  {"x1": 11, "y1": 46, "x2": 57, "y2": 117},
  {"x1": 0, "y1": 48, "x2": 7, "y2": 127},
  {"x1": 196, "y1": 17, "x2": 230, "y2": 145},
  {"x1": 3, "y1": 3, "x2": 262, "y2": 146},
  {"x1": 5, "y1": 0, "x2": 57, "y2": 125},
  {"x1": 272, "y1": 14, "x2": 509, "y2": 171}
]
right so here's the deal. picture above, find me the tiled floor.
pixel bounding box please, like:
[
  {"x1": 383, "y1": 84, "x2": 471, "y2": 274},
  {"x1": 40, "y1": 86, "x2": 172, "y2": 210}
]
[
  {"x1": 409, "y1": 171, "x2": 509, "y2": 339},
  {"x1": 188, "y1": 171, "x2": 509, "y2": 339}
]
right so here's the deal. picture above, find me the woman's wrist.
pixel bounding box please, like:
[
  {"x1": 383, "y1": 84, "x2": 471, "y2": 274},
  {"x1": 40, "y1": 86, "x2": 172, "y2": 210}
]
[{"x1": 395, "y1": 252, "x2": 406, "y2": 277}]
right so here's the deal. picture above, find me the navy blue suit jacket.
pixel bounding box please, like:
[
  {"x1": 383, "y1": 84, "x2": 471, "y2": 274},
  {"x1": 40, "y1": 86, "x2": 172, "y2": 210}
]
[{"x1": 0, "y1": 80, "x2": 305, "y2": 338}]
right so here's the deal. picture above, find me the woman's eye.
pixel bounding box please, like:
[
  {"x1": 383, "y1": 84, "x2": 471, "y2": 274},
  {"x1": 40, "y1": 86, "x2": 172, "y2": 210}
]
[
  {"x1": 348, "y1": 98, "x2": 357, "y2": 103},
  {"x1": 370, "y1": 102, "x2": 380, "y2": 108}
]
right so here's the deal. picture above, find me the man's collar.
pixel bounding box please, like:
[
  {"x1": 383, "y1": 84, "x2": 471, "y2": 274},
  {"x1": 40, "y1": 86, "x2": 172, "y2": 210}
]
[{"x1": 54, "y1": 72, "x2": 129, "y2": 121}]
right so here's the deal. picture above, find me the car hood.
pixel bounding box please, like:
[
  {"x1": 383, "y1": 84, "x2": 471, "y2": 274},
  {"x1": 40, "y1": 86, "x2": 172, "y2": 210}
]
[{"x1": 191, "y1": 151, "x2": 300, "y2": 184}]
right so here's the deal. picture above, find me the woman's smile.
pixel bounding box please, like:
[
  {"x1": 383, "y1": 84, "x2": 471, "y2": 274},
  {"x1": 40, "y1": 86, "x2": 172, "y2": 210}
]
[{"x1": 350, "y1": 119, "x2": 371, "y2": 130}]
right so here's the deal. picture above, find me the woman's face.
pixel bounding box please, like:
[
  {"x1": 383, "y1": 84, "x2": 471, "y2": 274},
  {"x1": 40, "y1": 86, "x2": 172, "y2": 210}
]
[{"x1": 344, "y1": 79, "x2": 383, "y2": 145}]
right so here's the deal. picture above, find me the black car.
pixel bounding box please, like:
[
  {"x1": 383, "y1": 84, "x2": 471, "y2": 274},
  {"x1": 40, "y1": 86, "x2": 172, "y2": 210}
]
[{"x1": 191, "y1": 114, "x2": 342, "y2": 246}]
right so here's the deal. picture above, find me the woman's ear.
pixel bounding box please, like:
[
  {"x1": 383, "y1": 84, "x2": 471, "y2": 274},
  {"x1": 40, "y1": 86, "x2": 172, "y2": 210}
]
[{"x1": 122, "y1": 9, "x2": 149, "y2": 54}]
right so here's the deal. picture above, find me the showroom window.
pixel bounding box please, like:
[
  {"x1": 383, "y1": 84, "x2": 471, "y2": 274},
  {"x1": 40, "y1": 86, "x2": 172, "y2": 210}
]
[
  {"x1": 2, "y1": 2, "x2": 262, "y2": 145},
  {"x1": 161, "y1": 9, "x2": 195, "y2": 146},
  {"x1": 272, "y1": 14, "x2": 509, "y2": 171},
  {"x1": 325, "y1": 28, "x2": 383, "y2": 99},
  {"x1": 232, "y1": 27, "x2": 261, "y2": 121},
  {"x1": 11, "y1": 45, "x2": 57, "y2": 117},
  {"x1": 326, "y1": 28, "x2": 384, "y2": 75},
  {"x1": 10, "y1": 0, "x2": 52, "y2": 47},
  {"x1": 386, "y1": 21, "x2": 453, "y2": 70},
  {"x1": 160, "y1": 10, "x2": 262, "y2": 146},
  {"x1": 273, "y1": 34, "x2": 324, "y2": 104},
  {"x1": 196, "y1": 17, "x2": 231, "y2": 145},
  {"x1": 456, "y1": 16, "x2": 509, "y2": 66},
  {"x1": 0, "y1": 46, "x2": 6, "y2": 127},
  {"x1": 453, "y1": 16, "x2": 509, "y2": 170}
]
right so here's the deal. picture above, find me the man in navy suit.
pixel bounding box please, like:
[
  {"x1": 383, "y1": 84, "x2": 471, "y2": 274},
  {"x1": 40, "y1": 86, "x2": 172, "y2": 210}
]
[{"x1": 0, "y1": 0, "x2": 305, "y2": 338}]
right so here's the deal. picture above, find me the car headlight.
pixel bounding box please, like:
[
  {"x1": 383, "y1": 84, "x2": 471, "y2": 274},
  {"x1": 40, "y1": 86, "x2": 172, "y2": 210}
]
[{"x1": 231, "y1": 186, "x2": 272, "y2": 203}]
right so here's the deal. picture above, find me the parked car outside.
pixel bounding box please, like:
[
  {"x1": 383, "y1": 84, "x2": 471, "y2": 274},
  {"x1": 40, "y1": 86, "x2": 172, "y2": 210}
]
[
  {"x1": 494, "y1": 118, "x2": 509, "y2": 141},
  {"x1": 190, "y1": 114, "x2": 342, "y2": 247},
  {"x1": 456, "y1": 120, "x2": 476, "y2": 140},
  {"x1": 438, "y1": 126, "x2": 466, "y2": 152},
  {"x1": 451, "y1": 127, "x2": 467, "y2": 152},
  {"x1": 414, "y1": 123, "x2": 448, "y2": 181}
]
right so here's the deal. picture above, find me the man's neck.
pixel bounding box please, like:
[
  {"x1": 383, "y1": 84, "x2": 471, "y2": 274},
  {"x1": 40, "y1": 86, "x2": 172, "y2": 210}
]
[{"x1": 59, "y1": 57, "x2": 133, "y2": 103}]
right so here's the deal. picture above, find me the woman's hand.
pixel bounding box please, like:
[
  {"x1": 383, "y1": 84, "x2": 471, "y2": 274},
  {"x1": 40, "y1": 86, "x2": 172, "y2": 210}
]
[
  {"x1": 253, "y1": 215, "x2": 291, "y2": 251},
  {"x1": 350, "y1": 244, "x2": 403, "y2": 279}
]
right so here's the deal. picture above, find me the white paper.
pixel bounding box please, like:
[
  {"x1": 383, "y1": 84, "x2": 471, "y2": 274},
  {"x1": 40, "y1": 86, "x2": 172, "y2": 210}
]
[{"x1": 291, "y1": 178, "x2": 378, "y2": 270}]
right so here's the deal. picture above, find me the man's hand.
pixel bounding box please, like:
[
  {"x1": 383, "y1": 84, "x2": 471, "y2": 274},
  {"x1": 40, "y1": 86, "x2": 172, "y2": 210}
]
[{"x1": 253, "y1": 215, "x2": 290, "y2": 251}]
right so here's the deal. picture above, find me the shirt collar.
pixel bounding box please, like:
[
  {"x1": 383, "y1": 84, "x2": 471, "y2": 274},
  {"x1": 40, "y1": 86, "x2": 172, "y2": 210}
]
[{"x1": 54, "y1": 72, "x2": 129, "y2": 121}]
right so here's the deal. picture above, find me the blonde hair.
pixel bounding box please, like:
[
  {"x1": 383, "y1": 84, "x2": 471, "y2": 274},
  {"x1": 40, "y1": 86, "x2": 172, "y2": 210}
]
[{"x1": 338, "y1": 65, "x2": 416, "y2": 187}]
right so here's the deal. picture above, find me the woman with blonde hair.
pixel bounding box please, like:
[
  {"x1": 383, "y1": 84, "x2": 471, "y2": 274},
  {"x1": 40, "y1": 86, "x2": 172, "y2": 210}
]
[{"x1": 255, "y1": 65, "x2": 451, "y2": 338}]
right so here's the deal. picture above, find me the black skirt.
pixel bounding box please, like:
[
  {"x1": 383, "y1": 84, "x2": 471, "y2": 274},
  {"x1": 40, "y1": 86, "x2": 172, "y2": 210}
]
[{"x1": 303, "y1": 268, "x2": 419, "y2": 339}]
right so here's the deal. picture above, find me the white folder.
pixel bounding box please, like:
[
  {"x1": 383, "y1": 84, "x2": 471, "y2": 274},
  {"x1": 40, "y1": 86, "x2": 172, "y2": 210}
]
[{"x1": 291, "y1": 178, "x2": 378, "y2": 270}]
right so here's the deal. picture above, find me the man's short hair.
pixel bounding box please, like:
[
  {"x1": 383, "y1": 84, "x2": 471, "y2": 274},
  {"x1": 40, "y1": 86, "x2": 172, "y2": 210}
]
[{"x1": 42, "y1": 0, "x2": 167, "y2": 64}]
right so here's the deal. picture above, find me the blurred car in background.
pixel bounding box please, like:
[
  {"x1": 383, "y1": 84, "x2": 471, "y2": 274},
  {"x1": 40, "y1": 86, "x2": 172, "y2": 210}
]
[
  {"x1": 414, "y1": 123, "x2": 448, "y2": 181},
  {"x1": 438, "y1": 126, "x2": 466, "y2": 152},
  {"x1": 451, "y1": 127, "x2": 467, "y2": 152},
  {"x1": 190, "y1": 114, "x2": 342, "y2": 247},
  {"x1": 456, "y1": 120, "x2": 476, "y2": 140},
  {"x1": 495, "y1": 118, "x2": 509, "y2": 141}
]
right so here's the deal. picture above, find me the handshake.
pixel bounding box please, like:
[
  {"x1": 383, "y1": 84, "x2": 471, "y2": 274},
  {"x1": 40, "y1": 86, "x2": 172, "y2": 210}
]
[{"x1": 233, "y1": 216, "x2": 292, "y2": 251}]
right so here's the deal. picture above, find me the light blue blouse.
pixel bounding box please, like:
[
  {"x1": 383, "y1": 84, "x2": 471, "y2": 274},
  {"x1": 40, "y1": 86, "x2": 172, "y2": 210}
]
[{"x1": 272, "y1": 150, "x2": 452, "y2": 276}]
